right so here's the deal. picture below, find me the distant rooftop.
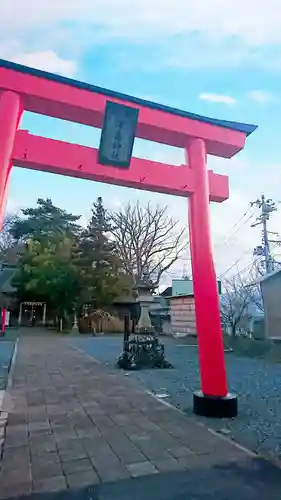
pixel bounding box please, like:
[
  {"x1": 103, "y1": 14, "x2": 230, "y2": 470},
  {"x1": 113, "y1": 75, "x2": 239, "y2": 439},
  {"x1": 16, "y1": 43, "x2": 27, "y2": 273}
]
[
  {"x1": 0, "y1": 59, "x2": 257, "y2": 137},
  {"x1": 0, "y1": 265, "x2": 16, "y2": 294},
  {"x1": 257, "y1": 268, "x2": 281, "y2": 284}
]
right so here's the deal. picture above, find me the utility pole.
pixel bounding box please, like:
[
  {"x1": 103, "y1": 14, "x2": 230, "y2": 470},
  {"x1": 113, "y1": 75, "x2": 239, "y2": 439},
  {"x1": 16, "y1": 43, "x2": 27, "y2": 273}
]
[{"x1": 251, "y1": 195, "x2": 277, "y2": 274}]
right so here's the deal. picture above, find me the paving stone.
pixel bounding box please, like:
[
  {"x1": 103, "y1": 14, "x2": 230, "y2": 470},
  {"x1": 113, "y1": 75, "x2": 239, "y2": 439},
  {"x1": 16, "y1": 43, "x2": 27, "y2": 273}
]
[
  {"x1": 32, "y1": 475, "x2": 67, "y2": 493},
  {"x1": 107, "y1": 435, "x2": 147, "y2": 464},
  {"x1": 152, "y1": 457, "x2": 183, "y2": 472},
  {"x1": 80, "y1": 437, "x2": 112, "y2": 457},
  {"x1": 126, "y1": 461, "x2": 159, "y2": 478},
  {"x1": 0, "y1": 425, "x2": 5, "y2": 440},
  {"x1": 0, "y1": 413, "x2": 8, "y2": 422},
  {"x1": 30, "y1": 438, "x2": 57, "y2": 454},
  {"x1": 177, "y1": 454, "x2": 210, "y2": 469},
  {"x1": 75, "y1": 426, "x2": 101, "y2": 439},
  {"x1": 112, "y1": 446, "x2": 147, "y2": 464},
  {"x1": 134, "y1": 417, "x2": 161, "y2": 432},
  {"x1": 90, "y1": 453, "x2": 130, "y2": 482},
  {"x1": 112, "y1": 414, "x2": 133, "y2": 426},
  {"x1": 4, "y1": 429, "x2": 29, "y2": 447},
  {"x1": 1, "y1": 457, "x2": 30, "y2": 473},
  {"x1": 31, "y1": 450, "x2": 61, "y2": 464},
  {"x1": 72, "y1": 415, "x2": 94, "y2": 425},
  {"x1": 2, "y1": 444, "x2": 30, "y2": 462},
  {"x1": 135, "y1": 443, "x2": 173, "y2": 461},
  {"x1": 29, "y1": 421, "x2": 51, "y2": 433},
  {"x1": 53, "y1": 429, "x2": 78, "y2": 442},
  {"x1": 58, "y1": 441, "x2": 87, "y2": 461},
  {"x1": 29, "y1": 428, "x2": 53, "y2": 438},
  {"x1": 6, "y1": 431, "x2": 29, "y2": 444},
  {"x1": 5, "y1": 423, "x2": 29, "y2": 434},
  {"x1": 28, "y1": 407, "x2": 48, "y2": 422},
  {"x1": 31, "y1": 460, "x2": 63, "y2": 480},
  {"x1": 167, "y1": 446, "x2": 194, "y2": 459},
  {"x1": 0, "y1": 465, "x2": 31, "y2": 486},
  {"x1": 66, "y1": 470, "x2": 100, "y2": 488},
  {"x1": 56, "y1": 436, "x2": 83, "y2": 449},
  {"x1": 62, "y1": 457, "x2": 94, "y2": 475},
  {"x1": 4, "y1": 414, "x2": 23, "y2": 427},
  {"x1": 91, "y1": 415, "x2": 116, "y2": 429},
  {"x1": 50, "y1": 420, "x2": 73, "y2": 431},
  {"x1": 127, "y1": 431, "x2": 151, "y2": 443},
  {"x1": 0, "y1": 482, "x2": 32, "y2": 499}
]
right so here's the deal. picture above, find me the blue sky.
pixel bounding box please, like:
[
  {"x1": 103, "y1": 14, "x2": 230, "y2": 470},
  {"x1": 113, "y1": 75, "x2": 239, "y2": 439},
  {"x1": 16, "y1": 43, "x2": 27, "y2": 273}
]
[{"x1": 1, "y1": 0, "x2": 281, "y2": 281}]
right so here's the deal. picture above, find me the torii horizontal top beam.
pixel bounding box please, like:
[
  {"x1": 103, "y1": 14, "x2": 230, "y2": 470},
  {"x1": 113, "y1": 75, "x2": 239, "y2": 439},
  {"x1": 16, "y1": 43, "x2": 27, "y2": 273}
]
[
  {"x1": 0, "y1": 59, "x2": 257, "y2": 159},
  {"x1": 12, "y1": 131, "x2": 229, "y2": 202}
]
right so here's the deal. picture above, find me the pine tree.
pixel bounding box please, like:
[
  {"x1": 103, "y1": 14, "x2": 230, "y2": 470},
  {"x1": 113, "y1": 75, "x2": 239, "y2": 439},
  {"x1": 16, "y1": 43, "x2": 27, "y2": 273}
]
[
  {"x1": 77, "y1": 197, "x2": 125, "y2": 309},
  {"x1": 13, "y1": 234, "x2": 81, "y2": 328},
  {"x1": 10, "y1": 198, "x2": 81, "y2": 242}
]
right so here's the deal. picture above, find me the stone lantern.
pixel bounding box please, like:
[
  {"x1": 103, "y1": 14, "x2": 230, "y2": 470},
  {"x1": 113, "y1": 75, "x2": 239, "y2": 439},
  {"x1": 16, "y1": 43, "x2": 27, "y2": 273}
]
[
  {"x1": 116, "y1": 270, "x2": 172, "y2": 370},
  {"x1": 134, "y1": 271, "x2": 156, "y2": 335}
]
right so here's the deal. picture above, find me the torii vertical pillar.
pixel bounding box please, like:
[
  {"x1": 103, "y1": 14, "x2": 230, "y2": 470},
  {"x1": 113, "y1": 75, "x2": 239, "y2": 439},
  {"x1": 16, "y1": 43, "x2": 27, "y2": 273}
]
[
  {"x1": 187, "y1": 138, "x2": 237, "y2": 418},
  {"x1": 0, "y1": 91, "x2": 23, "y2": 227},
  {"x1": 1, "y1": 308, "x2": 6, "y2": 336}
]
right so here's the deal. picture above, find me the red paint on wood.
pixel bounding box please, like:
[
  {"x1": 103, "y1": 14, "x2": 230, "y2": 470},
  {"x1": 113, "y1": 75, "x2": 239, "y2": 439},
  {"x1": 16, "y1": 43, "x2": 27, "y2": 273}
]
[
  {"x1": 188, "y1": 138, "x2": 227, "y2": 397},
  {"x1": 0, "y1": 61, "x2": 256, "y2": 400},
  {"x1": 0, "y1": 91, "x2": 23, "y2": 229},
  {"x1": 12, "y1": 131, "x2": 229, "y2": 202},
  {"x1": 0, "y1": 67, "x2": 246, "y2": 158}
]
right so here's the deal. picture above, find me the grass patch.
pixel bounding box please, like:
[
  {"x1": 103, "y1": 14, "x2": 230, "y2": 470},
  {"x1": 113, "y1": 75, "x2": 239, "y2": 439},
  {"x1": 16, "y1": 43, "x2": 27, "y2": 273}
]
[
  {"x1": 223, "y1": 336, "x2": 281, "y2": 364},
  {"x1": 171, "y1": 334, "x2": 281, "y2": 364},
  {"x1": 171, "y1": 335, "x2": 198, "y2": 346}
]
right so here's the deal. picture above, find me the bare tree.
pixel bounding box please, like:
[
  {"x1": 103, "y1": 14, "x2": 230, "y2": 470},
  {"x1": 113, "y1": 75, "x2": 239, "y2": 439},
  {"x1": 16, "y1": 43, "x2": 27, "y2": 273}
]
[
  {"x1": 246, "y1": 264, "x2": 264, "y2": 313},
  {"x1": 220, "y1": 274, "x2": 253, "y2": 337},
  {"x1": 0, "y1": 213, "x2": 19, "y2": 257},
  {"x1": 109, "y1": 201, "x2": 186, "y2": 286}
]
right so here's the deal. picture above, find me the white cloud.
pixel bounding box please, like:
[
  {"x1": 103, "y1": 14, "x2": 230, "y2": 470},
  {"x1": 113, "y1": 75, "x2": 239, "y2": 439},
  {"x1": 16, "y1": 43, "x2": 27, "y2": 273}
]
[
  {"x1": 6, "y1": 198, "x2": 23, "y2": 214},
  {"x1": 1, "y1": 0, "x2": 281, "y2": 45},
  {"x1": 10, "y1": 51, "x2": 76, "y2": 77},
  {"x1": 1, "y1": 1, "x2": 281, "y2": 71},
  {"x1": 248, "y1": 90, "x2": 273, "y2": 103},
  {"x1": 199, "y1": 93, "x2": 237, "y2": 105},
  {"x1": 15, "y1": 51, "x2": 76, "y2": 76}
]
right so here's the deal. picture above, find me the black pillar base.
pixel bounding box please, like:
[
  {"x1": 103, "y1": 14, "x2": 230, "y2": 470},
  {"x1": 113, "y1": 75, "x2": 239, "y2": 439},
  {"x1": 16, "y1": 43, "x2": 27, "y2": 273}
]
[{"x1": 193, "y1": 391, "x2": 238, "y2": 418}]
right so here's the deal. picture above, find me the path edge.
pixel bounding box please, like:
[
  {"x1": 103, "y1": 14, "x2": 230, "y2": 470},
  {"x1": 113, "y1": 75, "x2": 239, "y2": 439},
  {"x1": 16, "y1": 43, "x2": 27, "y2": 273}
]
[{"x1": 0, "y1": 338, "x2": 19, "y2": 461}]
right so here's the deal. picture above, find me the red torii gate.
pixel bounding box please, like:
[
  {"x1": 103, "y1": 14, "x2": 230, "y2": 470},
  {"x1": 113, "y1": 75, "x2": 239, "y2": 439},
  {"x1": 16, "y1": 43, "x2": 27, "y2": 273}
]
[{"x1": 0, "y1": 59, "x2": 256, "y2": 417}]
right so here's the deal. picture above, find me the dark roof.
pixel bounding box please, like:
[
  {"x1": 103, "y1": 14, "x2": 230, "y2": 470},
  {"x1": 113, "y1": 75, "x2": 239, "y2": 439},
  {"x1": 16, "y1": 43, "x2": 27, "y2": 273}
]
[
  {"x1": 169, "y1": 294, "x2": 194, "y2": 299},
  {"x1": 257, "y1": 269, "x2": 281, "y2": 284},
  {"x1": 113, "y1": 296, "x2": 136, "y2": 305},
  {"x1": 161, "y1": 287, "x2": 172, "y2": 297},
  {"x1": 0, "y1": 59, "x2": 257, "y2": 136},
  {"x1": 0, "y1": 266, "x2": 17, "y2": 294}
]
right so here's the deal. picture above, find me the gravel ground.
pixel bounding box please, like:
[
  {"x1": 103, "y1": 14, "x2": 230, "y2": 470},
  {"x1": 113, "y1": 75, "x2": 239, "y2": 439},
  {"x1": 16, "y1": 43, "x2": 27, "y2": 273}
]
[
  {"x1": 71, "y1": 336, "x2": 281, "y2": 462},
  {"x1": 0, "y1": 341, "x2": 14, "y2": 390}
]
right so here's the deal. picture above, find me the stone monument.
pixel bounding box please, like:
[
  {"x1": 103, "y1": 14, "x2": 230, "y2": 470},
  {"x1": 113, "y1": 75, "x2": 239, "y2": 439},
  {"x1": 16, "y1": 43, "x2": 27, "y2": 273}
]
[{"x1": 116, "y1": 271, "x2": 172, "y2": 370}]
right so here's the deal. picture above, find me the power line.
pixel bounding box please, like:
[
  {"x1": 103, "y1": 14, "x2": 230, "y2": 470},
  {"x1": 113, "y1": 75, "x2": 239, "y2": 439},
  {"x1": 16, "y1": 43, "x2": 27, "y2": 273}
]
[
  {"x1": 238, "y1": 256, "x2": 264, "y2": 278},
  {"x1": 219, "y1": 247, "x2": 254, "y2": 279},
  {"x1": 251, "y1": 195, "x2": 279, "y2": 274},
  {"x1": 219, "y1": 196, "x2": 280, "y2": 280},
  {"x1": 214, "y1": 205, "x2": 256, "y2": 251},
  {"x1": 219, "y1": 212, "x2": 256, "y2": 250}
]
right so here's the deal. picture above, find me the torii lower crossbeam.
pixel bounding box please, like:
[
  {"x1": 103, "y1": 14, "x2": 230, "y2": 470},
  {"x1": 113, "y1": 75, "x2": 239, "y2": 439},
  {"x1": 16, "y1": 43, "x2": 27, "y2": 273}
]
[{"x1": 12, "y1": 130, "x2": 229, "y2": 202}]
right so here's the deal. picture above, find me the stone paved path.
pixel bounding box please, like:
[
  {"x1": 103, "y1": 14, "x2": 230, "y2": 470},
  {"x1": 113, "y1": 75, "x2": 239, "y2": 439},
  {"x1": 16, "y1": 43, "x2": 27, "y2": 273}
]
[
  {"x1": 0, "y1": 336, "x2": 281, "y2": 499},
  {"x1": 0, "y1": 341, "x2": 14, "y2": 390}
]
